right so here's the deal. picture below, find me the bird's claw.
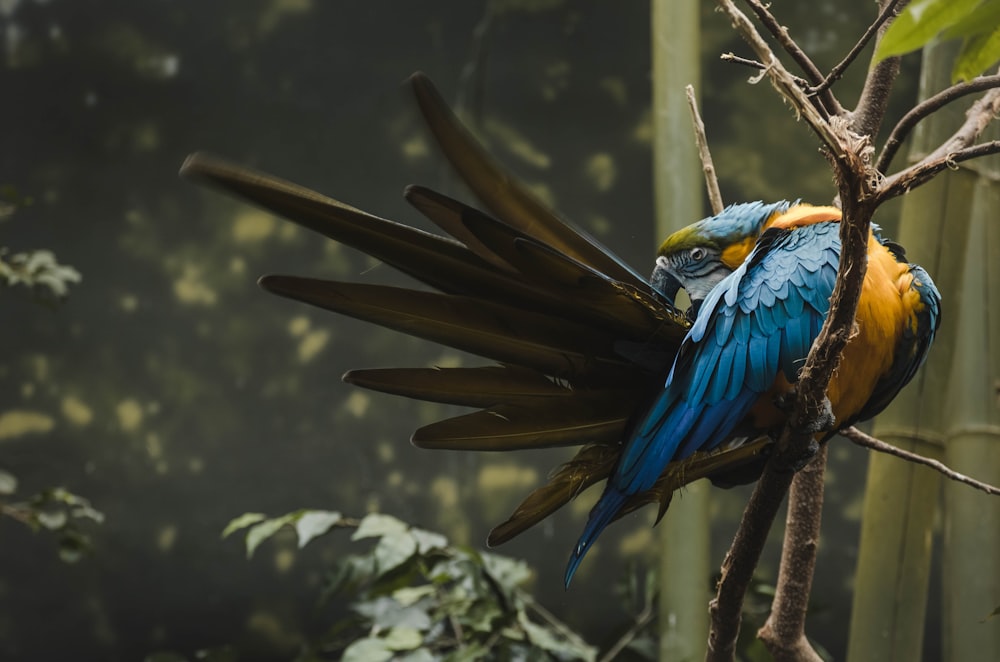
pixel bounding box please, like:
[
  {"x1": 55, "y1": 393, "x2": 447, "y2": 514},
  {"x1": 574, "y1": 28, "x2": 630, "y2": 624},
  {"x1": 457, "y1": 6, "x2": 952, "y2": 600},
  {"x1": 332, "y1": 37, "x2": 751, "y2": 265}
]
[{"x1": 774, "y1": 395, "x2": 834, "y2": 472}]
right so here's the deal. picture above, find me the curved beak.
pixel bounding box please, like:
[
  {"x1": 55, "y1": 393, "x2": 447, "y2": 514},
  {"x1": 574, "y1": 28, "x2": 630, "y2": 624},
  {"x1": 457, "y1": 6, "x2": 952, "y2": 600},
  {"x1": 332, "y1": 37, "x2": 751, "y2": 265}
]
[{"x1": 650, "y1": 256, "x2": 681, "y2": 306}]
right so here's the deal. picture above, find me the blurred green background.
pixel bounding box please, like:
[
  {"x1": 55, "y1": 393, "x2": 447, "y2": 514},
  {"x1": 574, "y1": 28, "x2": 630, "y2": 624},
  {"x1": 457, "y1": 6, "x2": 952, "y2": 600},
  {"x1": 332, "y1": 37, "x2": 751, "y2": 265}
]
[{"x1": 0, "y1": 0, "x2": 930, "y2": 659}]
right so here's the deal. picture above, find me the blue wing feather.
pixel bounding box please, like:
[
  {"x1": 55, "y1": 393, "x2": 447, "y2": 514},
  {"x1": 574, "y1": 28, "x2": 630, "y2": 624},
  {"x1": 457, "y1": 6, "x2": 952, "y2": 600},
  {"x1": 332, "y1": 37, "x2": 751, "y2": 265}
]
[{"x1": 565, "y1": 222, "x2": 842, "y2": 586}]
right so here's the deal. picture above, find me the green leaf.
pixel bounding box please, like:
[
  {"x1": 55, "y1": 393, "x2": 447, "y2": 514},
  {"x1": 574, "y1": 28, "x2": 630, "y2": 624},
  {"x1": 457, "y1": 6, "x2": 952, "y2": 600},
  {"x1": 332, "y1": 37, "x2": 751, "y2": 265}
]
[
  {"x1": 397, "y1": 651, "x2": 436, "y2": 662},
  {"x1": 409, "y1": 527, "x2": 448, "y2": 554},
  {"x1": 462, "y1": 600, "x2": 504, "y2": 633},
  {"x1": 57, "y1": 531, "x2": 88, "y2": 563},
  {"x1": 442, "y1": 642, "x2": 489, "y2": 662},
  {"x1": 942, "y1": 0, "x2": 1000, "y2": 40},
  {"x1": 294, "y1": 510, "x2": 341, "y2": 548},
  {"x1": 383, "y1": 626, "x2": 423, "y2": 651},
  {"x1": 354, "y1": 596, "x2": 432, "y2": 631},
  {"x1": 352, "y1": 512, "x2": 407, "y2": 541},
  {"x1": 245, "y1": 514, "x2": 295, "y2": 558},
  {"x1": 874, "y1": 0, "x2": 981, "y2": 61},
  {"x1": 481, "y1": 552, "x2": 532, "y2": 591},
  {"x1": 374, "y1": 530, "x2": 417, "y2": 574},
  {"x1": 520, "y1": 611, "x2": 597, "y2": 661},
  {"x1": 38, "y1": 510, "x2": 68, "y2": 530},
  {"x1": 341, "y1": 637, "x2": 393, "y2": 662},
  {"x1": 953, "y1": 27, "x2": 1000, "y2": 81},
  {"x1": 392, "y1": 585, "x2": 436, "y2": 607},
  {"x1": 221, "y1": 512, "x2": 266, "y2": 539},
  {"x1": 0, "y1": 469, "x2": 17, "y2": 495}
]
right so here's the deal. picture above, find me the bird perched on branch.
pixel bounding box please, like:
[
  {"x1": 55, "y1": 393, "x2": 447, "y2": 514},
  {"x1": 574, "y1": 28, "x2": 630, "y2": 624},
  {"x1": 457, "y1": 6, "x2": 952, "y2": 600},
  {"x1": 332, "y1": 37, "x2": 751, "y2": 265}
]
[{"x1": 180, "y1": 73, "x2": 940, "y2": 587}]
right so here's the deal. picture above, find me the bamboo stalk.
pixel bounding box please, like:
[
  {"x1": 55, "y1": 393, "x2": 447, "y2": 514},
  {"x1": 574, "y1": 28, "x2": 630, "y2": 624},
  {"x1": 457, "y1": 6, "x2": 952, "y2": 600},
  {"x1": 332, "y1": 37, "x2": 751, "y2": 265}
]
[
  {"x1": 941, "y1": 177, "x2": 1000, "y2": 662},
  {"x1": 651, "y1": 2, "x2": 711, "y2": 660}
]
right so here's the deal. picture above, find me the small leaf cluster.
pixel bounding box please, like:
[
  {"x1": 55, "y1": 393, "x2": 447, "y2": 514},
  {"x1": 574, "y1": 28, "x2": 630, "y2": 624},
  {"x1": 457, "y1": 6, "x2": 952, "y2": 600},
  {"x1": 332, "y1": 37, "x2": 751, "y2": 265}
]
[
  {"x1": 0, "y1": 248, "x2": 81, "y2": 298},
  {"x1": 0, "y1": 470, "x2": 105, "y2": 563},
  {"x1": 875, "y1": 0, "x2": 1000, "y2": 81},
  {"x1": 223, "y1": 510, "x2": 597, "y2": 662}
]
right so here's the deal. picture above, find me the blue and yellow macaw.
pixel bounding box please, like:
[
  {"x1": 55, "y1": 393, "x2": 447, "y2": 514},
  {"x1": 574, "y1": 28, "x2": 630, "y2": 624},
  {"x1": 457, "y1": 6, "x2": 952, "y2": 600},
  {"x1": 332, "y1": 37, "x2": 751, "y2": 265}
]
[
  {"x1": 180, "y1": 73, "x2": 940, "y2": 588},
  {"x1": 565, "y1": 201, "x2": 940, "y2": 584}
]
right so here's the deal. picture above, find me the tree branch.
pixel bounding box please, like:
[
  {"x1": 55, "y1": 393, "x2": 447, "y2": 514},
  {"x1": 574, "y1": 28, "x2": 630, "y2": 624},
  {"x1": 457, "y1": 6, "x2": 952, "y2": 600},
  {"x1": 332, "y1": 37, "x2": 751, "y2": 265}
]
[
  {"x1": 757, "y1": 447, "x2": 827, "y2": 662},
  {"x1": 719, "y1": 52, "x2": 812, "y2": 89},
  {"x1": 717, "y1": 0, "x2": 848, "y2": 162},
  {"x1": 706, "y1": 458, "x2": 797, "y2": 661},
  {"x1": 879, "y1": 140, "x2": 1000, "y2": 203},
  {"x1": 878, "y1": 86, "x2": 1000, "y2": 203},
  {"x1": 876, "y1": 73, "x2": 1000, "y2": 173},
  {"x1": 842, "y1": 426, "x2": 1000, "y2": 496},
  {"x1": 741, "y1": 0, "x2": 842, "y2": 117},
  {"x1": 686, "y1": 84, "x2": 725, "y2": 214},
  {"x1": 810, "y1": 0, "x2": 904, "y2": 98}
]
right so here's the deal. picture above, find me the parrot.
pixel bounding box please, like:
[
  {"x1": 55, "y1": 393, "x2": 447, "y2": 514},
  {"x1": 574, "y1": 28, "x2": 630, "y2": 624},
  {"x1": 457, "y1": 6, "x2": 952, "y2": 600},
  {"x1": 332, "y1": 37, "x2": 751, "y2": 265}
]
[
  {"x1": 565, "y1": 202, "x2": 941, "y2": 584},
  {"x1": 179, "y1": 73, "x2": 941, "y2": 587}
]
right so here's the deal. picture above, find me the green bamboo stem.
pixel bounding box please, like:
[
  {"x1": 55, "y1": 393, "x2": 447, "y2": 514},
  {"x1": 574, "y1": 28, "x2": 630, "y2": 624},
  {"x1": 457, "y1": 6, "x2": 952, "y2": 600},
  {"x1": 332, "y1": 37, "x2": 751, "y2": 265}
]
[
  {"x1": 941, "y1": 177, "x2": 1000, "y2": 662},
  {"x1": 651, "y1": 2, "x2": 711, "y2": 660}
]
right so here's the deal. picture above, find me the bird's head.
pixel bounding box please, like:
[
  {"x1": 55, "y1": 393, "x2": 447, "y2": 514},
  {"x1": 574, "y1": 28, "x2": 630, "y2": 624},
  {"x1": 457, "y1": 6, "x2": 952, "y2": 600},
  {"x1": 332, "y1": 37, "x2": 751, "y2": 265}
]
[{"x1": 651, "y1": 200, "x2": 793, "y2": 304}]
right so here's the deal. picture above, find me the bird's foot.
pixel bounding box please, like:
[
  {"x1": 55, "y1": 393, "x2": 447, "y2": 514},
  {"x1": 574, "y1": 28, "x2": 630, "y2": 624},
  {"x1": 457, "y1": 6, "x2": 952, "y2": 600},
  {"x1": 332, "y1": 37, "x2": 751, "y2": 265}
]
[{"x1": 774, "y1": 395, "x2": 834, "y2": 472}]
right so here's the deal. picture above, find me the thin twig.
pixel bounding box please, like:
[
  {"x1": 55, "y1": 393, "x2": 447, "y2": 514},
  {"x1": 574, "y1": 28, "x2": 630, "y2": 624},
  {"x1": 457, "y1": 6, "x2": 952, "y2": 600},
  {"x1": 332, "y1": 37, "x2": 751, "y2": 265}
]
[
  {"x1": 720, "y1": 52, "x2": 812, "y2": 89},
  {"x1": 849, "y1": 0, "x2": 905, "y2": 141},
  {"x1": 878, "y1": 140, "x2": 1000, "y2": 203},
  {"x1": 842, "y1": 426, "x2": 1000, "y2": 496},
  {"x1": 876, "y1": 74, "x2": 1000, "y2": 172},
  {"x1": 720, "y1": 52, "x2": 765, "y2": 70},
  {"x1": 717, "y1": 0, "x2": 847, "y2": 162},
  {"x1": 811, "y1": 0, "x2": 903, "y2": 97},
  {"x1": 1, "y1": 503, "x2": 36, "y2": 526},
  {"x1": 519, "y1": 591, "x2": 596, "y2": 653},
  {"x1": 742, "y1": 0, "x2": 842, "y2": 117},
  {"x1": 597, "y1": 597, "x2": 656, "y2": 662},
  {"x1": 685, "y1": 85, "x2": 725, "y2": 214}
]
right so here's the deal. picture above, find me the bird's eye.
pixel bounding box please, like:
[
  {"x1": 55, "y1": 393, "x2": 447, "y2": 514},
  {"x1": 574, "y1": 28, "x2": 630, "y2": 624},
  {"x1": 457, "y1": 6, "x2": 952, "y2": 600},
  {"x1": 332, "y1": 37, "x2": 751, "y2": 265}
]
[{"x1": 689, "y1": 247, "x2": 706, "y2": 261}]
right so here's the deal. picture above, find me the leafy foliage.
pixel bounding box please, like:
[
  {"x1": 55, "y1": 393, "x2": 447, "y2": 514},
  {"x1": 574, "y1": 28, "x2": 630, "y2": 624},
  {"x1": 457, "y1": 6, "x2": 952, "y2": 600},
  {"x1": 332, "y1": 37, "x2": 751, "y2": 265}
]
[
  {"x1": 0, "y1": 475, "x2": 104, "y2": 562},
  {"x1": 1, "y1": 195, "x2": 80, "y2": 298},
  {"x1": 0, "y1": 248, "x2": 82, "y2": 298},
  {"x1": 875, "y1": 0, "x2": 1000, "y2": 81},
  {"x1": 222, "y1": 510, "x2": 597, "y2": 661}
]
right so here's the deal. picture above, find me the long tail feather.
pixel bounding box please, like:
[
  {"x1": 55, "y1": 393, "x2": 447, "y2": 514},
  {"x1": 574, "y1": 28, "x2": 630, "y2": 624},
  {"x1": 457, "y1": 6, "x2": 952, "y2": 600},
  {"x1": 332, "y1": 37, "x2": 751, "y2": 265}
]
[
  {"x1": 488, "y1": 444, "x2": 618, "y2": 546},
  {"x1": 411, "y1": 397, "x2": 633, "y2": 450},
  {"x1": 565, "y1": 488, "x2": 628, "y2": 587},
  {"x1": 409, "y1": 72, "x2": 648, "y2": 288},
  {"x1": 343, "y1": 365, "x2": 571, "y2": 408},
  {"x1": 180, "y1": 153, "x2": 510, "y2": 296},
  {"x1": 404, "y1": 185, "x2": 517, "y2": 272},
  {"x1": 258, "y1": 275, "x2": 630, "y2": 379}
]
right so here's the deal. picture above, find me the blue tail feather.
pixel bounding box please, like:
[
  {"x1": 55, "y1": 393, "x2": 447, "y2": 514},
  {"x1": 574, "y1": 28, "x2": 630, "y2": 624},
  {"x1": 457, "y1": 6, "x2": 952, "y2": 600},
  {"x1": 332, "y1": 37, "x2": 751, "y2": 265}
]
[{"x1": 565, "y1": 488, "x2": 628, "y2": 587}]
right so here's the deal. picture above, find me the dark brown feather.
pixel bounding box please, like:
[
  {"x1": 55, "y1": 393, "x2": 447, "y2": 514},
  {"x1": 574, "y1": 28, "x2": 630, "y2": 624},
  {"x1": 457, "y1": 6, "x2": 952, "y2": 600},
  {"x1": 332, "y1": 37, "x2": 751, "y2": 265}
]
[
  {"x1": 487, "y1": 437, "x2": 774, "y2": 545},
  {"x1": 259, "y1": 275, "x2": 632, "y2": 379},
  {"x1": 343, "y1": 365, "x2": 572, "y2": 408},
  {"x1": 180, "y1": 153, "x2": 524, "y2": 298},
  {"x1": 404, "y1": 185, "x2": 517, "y2": 273},
  {"x1": 411, "y1": 394, "x2": 635, "y2": 450},
  {"x1": 406, "y1": 184, "x2": 687, "y2": 338},
  {"x1": 488, "y1": 444, "x2": 618, "y2": 546},
  {"x1": 409, "y1": 72, "x2": 648, "y2": 289}
]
